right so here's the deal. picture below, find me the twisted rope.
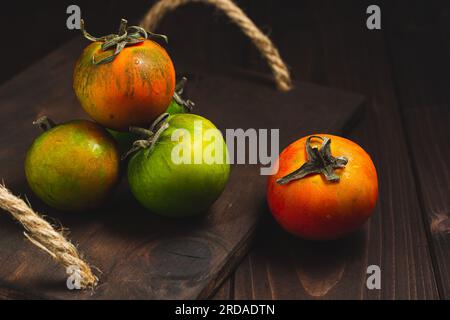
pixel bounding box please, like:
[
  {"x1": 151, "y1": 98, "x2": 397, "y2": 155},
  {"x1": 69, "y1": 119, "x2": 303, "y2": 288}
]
[
  {"x1": 141, "y1": 0, "x2": 292, "y2": 91},
  {"x1": 0, "y1": 184, "x2": 98, "y2": 289}
]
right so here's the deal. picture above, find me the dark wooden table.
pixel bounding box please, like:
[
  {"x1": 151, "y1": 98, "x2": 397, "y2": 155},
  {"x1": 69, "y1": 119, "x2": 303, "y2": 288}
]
[{"x1": 1, "y1": 0, "x2": 449, "y2": 299}]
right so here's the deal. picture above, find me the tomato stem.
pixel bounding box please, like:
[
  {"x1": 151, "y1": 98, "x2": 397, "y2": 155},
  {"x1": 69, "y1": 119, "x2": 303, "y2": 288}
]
[
  {"x1": 33, "y1": 116, "x2": 55, "y2": 132},
  {"x1": 122, "y1": 113, "x2": 171, "y2": 161},
  {"x1": 277, "y1": 136, "x2": 348, "y2": 184},
  {"x1": 149, "y1": 113, "x2": 170, "y2": 132},
  {"x1": 129, "y1": 127, "x2": 153, "y2": 139},
  {"x1": 173, "y1": 77, "x2": 195, "y2": 112},
  {"x1": 80, "y1": 18, "x2": 168, "y2": 65}
]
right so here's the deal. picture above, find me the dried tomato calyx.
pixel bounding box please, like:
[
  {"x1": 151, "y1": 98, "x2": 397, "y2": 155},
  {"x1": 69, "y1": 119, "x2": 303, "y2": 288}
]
[
  {"x1": 174, "y1": 77, "x2": 195, "y2": 112},
  {"x1": 277, "y1": 136, "x2": 348, "y2": 184},
  {"x1": 33, "y1": 116, "x2": 56, "y2": 132},
  {"x1": 122, "y1": 113, "x2": 171, "y2": 161},
  {"x1": 80, "y1": 18, "x2": 168, "y2": 65}
]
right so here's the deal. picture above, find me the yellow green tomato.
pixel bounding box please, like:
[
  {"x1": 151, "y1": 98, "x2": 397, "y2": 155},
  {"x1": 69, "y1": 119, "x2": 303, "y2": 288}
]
[
  {"x1": 25, "y1": 117, "x2": 120, "y2": 211},
  {"x1": 127, "y1": 113, "x2": 229, "y2": 217}
]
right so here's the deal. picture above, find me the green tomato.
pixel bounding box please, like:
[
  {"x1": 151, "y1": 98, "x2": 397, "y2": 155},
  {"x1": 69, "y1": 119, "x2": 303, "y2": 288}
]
[
  {"x1": 25, "y1": 118, "x2": 120, "y2": 211},
  {"x1": 127, "y1": 113, "x2": 230, "y2": 217},
  {"x1": 165, "y1": 98, "x2": 187, "y2": 114}
]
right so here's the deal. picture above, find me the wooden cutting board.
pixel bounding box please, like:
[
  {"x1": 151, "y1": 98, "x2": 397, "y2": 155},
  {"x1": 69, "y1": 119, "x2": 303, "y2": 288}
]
[{"x1": 0, "y1": 37, "x2": 364, "y2": 299}]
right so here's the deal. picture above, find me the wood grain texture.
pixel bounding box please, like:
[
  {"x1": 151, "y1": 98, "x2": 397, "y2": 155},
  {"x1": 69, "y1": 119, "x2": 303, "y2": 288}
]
[
  {"x1": 384, "y1": 0, "x2": 450, "y2": 298},
  {"x1": 228, "y1": 0, "x2": 439, "y2": 300},
  {"x1": 0, "y1": 37, "x2": 362, "y2": 299}
]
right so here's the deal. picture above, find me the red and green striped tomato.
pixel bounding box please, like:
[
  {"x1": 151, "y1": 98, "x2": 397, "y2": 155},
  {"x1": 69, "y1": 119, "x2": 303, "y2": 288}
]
[
  {"x1": 25, "y1": 120, "x2": 120, "y2": 211},
  {"x1": 127, "y1": 114, "x2": 230, "y2": 217},
  {"x1": 73, "y1": 40, "x2": 175, "y2": 131}
]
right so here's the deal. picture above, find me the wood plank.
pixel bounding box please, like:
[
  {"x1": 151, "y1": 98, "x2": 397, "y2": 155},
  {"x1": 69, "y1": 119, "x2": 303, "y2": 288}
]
[
  {"x1": 0, "y1": 37, "x2": 362, "y2": 299},
  {"x1": 232, "y1": 0, "x2": 439, "y2": 299},
  {"x1": 384, "y1": 0, "x2": 450, "y2": 298}
]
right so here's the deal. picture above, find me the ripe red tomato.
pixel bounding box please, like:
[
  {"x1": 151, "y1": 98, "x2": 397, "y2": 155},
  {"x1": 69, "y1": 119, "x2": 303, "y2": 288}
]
[
  {"x1": 267, "y1": 134, "x2": 378, "y2": 240},
  {"x1": 73, "y1": 29, "x2": 175, "y2": 131}
]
